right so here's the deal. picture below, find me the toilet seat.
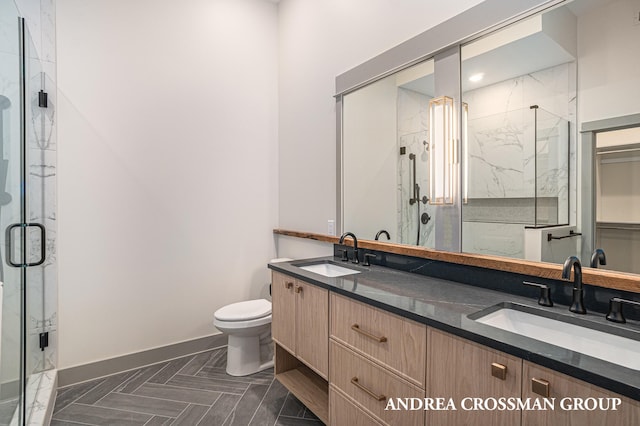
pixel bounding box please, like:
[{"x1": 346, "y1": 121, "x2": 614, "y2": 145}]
[
  {"x1": 214, "y1": 299, "x2": 271, "y2": 321},
  {"x1": 214, "y1": 314, "x2": 272, "y2": 330}
]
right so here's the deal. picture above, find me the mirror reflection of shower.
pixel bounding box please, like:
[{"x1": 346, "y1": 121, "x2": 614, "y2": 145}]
[{"x1": 408, "y1": 151, "x2": 429, "y2": 245}]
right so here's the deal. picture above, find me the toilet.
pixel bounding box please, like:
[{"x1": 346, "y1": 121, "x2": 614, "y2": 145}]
[
  {"x1": 213, "y1": 258, "x2": 292, "y2": 376},
  {"x1": 214, "y1": 299, "x2": 273, "y2": 376}
]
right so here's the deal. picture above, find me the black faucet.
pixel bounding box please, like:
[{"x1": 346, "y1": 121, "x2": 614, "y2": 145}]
[
  {"x1": 562, "y1": 256, "x2": 586, "y2": 314},
  {"x1": 590, "y1": 248, "x2": 607, "y2": 268},
  {"x1": 375, "y1": 230, "x2": 390, "y2": 241},
  {"x1": 339, "y1": 232, "x2": 359, "y2": 264}
]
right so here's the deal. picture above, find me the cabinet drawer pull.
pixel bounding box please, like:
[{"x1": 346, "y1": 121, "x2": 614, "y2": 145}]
[
  {"x1": 491, "y1": 362, "x2": 507, "y2": 380},
  {"x1": 351, "y1": 324, "x2": 387, "y2": 343},
  {"x1": 285, "y1": 282, "x2": 293, "y2": 289},
  {"x1": 531, "y1": 378, "x2": 550, "y2": 397},
  {"x1": 351, "y1": 377, "x2": 386, "y2": 401},
  {"x1": 295, "y1": 285, "x2": 303, "y2": 293}
]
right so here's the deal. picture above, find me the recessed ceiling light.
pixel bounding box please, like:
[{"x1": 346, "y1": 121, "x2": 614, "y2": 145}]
[{"x1": 469, "y1": 73, "x2": 484, "y2": 82}]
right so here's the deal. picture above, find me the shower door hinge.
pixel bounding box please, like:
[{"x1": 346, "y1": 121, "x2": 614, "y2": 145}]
[
  {"x1": 38, "y1": 90, "x2": 48, "y2": 108},
  {"x1": 39, "y1": 332, "x2": 49, "y2": 351}
]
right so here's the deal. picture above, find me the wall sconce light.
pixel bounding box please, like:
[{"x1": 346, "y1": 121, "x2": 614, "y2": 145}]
[{"x1": 428, "y1": 95, "x2": 456, "y2": 205}]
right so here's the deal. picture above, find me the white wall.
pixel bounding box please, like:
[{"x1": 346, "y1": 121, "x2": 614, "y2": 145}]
[
  {"x1": 578, "y1": 0, "x2": 640, "y2": 123},
  {"x1": 276, "y1": 0, "x2": 484, "y2": 260},
  {"x1": 56, "y1": 0, "x2": 278, "y2": 369}
]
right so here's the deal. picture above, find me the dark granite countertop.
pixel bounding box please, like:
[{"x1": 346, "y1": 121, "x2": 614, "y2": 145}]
[{"x1": 268, "y1": 256, "x2": 640, "y2": 402}]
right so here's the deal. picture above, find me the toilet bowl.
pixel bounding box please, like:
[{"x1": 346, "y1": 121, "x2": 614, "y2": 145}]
[
  {"x1": 214, "y1": 258, "x2": 292, "y2": 376},
  {"x1": 214, "y1": 298, "x2": 274, "y2": 376}
]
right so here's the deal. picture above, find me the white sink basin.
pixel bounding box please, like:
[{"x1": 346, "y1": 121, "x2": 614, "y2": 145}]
[
  {"x1": 297, "y1": 262, "x2": 360, "y2": 278},
  {"x1": 473, "y1": 305, "x2": 640, "y2": 370}
]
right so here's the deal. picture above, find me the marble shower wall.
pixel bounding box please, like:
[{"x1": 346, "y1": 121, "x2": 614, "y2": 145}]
[
  {"x1": 397, "y1": 88, "x2": 434, "y2": 247},
  {"x1": 0, "y1": 0, "x2": 24, "y2": 390},
  {"x1": 462, "y1": 62, "x2": 576, "y2": 258}
]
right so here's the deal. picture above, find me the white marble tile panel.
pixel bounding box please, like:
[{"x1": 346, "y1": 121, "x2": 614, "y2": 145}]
[
  {"x1": 397, "y1": 88, "x2": 429, "y2": 137},
  {"x1": 40, "y1": 0, "x2": 55, "y2": 63},
  {"x1": 1, "y1": 275, "x2": 22, "y2": 385},
  {"x1": 28, "y1": 148, "x2": 56, "y2": 220},
  {"x1": 462, "y1": 222, "x2": 525, "y2": 258},
  {"x1": 14, "y1": 0, "x2": 42, "y2": 61},
  {"x1": 523, "y1": 64, "x2": 573, "y2": 120},
  {"x1": 465, "y1": 77, "x2": 524, "y2": 120}
]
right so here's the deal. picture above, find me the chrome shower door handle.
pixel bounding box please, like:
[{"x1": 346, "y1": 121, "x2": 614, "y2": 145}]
[{"x1": 5, "y1": 222, "x2": 46, "y2": 267}]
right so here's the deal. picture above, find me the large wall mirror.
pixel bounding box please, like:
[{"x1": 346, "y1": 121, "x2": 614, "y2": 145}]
[
  {"x1": 343, "y1": 59, "x2": 436, "y2": 246},
  {"x1": 461, "y1": 4, "x2": 576, "y2": 262},
  {"x1": 340, "y1": 0, "x2": 640, "y2": 276}
]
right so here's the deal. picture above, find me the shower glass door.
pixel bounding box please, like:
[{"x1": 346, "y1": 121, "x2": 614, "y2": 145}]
[
  {"x1": 1, "y1": 5, "x2": 49, "y2": 424},
  {"x1": 23, "y1": 13, "x2": 50, "y2": 424},
  {"x1": 0, "y1": 1, "x2": 26, "y2": 424}
]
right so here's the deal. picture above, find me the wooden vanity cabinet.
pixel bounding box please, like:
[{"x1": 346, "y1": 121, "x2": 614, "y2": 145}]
[
  {"x1": 522, "y1": 362, "x2": 640, "y2": 426},
  {"x1": 329, "y1": 293, "x2": 427, "y2": 426},
  {"x1": 428, "y1": 330, "x2": 640, "y2": 426},
  {"x1": 273, "y1": 271, "x2": 640, "y2": 426},
  {"x1": 271, "y1": 271, "x2": 329, "y2": 423},
  {"x1": 272, "y1": 271, "x2": 328, "y2": 378},
  {"x1": 427, "y1": 328, "x2": 523, "y2": 426}
]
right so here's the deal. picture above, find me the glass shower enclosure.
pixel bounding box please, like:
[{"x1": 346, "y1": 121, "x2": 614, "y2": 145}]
[
  {"x1": 1, "y1": 1, "x2": 55, "y2": 424},
  {"x1": 462, "y1": 105, "x2": 570, "y2": 258}
]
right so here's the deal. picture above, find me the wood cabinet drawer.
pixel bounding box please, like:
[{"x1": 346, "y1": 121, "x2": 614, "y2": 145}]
[
  {"x1": 522, "y1": 362, "x2": 640, "y2": 426},
  {"x1": 329, "y1": 340, "x2": 424, "y2": 426},
  {"x1": 330, "y1": 293, "x2": 426, "y2": 388},
  {"x1": 329, "y1": 385, "x2": 384, "y2": 426}
]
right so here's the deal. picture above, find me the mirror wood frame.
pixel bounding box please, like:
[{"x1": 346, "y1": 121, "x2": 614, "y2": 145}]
[{"x1": 333, "y1": 0, "x2": 640, "y2": 293}]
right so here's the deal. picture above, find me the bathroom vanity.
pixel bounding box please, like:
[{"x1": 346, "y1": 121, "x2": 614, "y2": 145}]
[{"x1": 268, "y1": 253, "x2": 640, "y2": 426}]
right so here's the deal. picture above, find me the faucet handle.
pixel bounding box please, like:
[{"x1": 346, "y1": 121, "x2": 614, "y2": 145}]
[
  {"x1": 606, "y1": 297, "x2": 640, "y2": 324},
  {"x1": 363, "y1": 253, "x2": 376, "y2": 267},
  {"x1": 338, "y1": 249, "x2": 349, "y2": 262},
  {"x1": 523, "y1": 281, "x2": 553, "y2": 307}
]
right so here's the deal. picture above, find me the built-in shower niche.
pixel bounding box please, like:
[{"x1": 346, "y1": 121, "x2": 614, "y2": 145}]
[{"x1": 462, "y1": 106, "x2": 570, "y2": 258}]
